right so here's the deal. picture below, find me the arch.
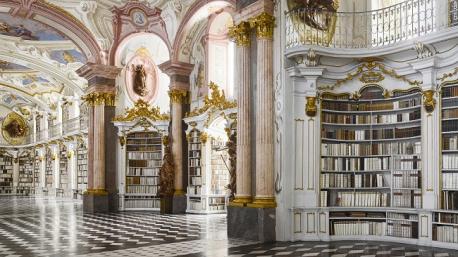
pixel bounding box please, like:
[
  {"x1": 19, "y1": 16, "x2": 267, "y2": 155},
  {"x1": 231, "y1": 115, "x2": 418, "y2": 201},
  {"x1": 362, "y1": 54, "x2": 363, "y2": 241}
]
[
  {"x1": 0, "y1": 0, "x2": 101, "y2": 64},
  {"x1": 172, "y1": 0, "x2": 236, "y2": 62}
]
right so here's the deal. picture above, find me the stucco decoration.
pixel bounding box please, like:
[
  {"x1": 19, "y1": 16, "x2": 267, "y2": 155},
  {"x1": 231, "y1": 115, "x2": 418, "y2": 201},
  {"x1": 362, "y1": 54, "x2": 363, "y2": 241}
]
[
  {"x1": 2, "y1": 112, "x2": 28, "y2": 145},
  {"x1": 125, "y1": 48, "x2": 160, "y2": 103}
]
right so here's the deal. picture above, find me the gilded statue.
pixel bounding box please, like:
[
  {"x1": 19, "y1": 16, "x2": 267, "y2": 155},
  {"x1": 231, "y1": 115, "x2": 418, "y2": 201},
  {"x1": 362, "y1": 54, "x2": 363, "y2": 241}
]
[
  {"x1": 226, "y1": 131, "x2": 237, "y2": 201},
  {"x1": 133, "y1": 64, "x2": 148, "y2": 97},
  {"x1": 159, "y1": 139, "x2": 175, "y2": 197}
]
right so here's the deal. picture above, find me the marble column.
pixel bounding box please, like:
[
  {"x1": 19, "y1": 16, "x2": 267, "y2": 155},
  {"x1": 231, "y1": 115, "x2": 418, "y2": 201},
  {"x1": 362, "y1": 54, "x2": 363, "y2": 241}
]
[
  {"x1": 77, "y1": 63, "x2": 119, "y2": 213},
  {"x1": 249, "y1": 12, "x2": 276, "y2": 208},
  {"x1": 159, "y1": 61, "x2": 193, "y2": 214},
  {"x1": 228, "y1": 21, "x2": 252, "y2": 206}
]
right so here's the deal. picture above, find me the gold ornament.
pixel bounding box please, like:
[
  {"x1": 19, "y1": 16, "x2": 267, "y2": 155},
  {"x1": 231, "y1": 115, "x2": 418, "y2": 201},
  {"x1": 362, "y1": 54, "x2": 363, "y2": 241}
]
[
  {"x1": 186, "y1": 82, "x2": 237, "y2": 117},
  {"x1": 2, "y1": 112, "x2": 28, "y2": 145},
  {"x1": 228, "y1": 21, "x2": 251, "y2": 47},
  {"x1": 66, "y1": 150, "x2": 74, "y2": 159},
  {"x1": 162, "y1": 135, "x2": 169, "y2": 146},
  {"x1": 249, "y1": 12, "x2": 275, "y2": 39},
  {"x1": 168, "y1": 89, "x2": 188, "y2": 104},
  {"x1": 200, "y1": 132, "x2": 208, "y2": 144},
  {"x1": 81, "y1": 92, "x2": 116, "y2": 106},
  {"x1": 119, "y1": 136, "x2": 126, "y2": 147},
  {"x1": 423, "y1": 90, "x2": 436, "y2": 113},
  {"x1": 113, "y1": 99, "x2": 169, "y2": 122},
  {"x1": 305, "y1": 96, "x2": 317, "y2": 117}
]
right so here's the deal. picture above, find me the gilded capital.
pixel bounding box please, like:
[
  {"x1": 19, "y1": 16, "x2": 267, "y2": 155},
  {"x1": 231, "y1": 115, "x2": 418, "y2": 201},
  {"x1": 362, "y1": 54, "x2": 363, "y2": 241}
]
[
  {"x1": 82, "y1": 92, "x2": 116, "y2": 106},
  {"x1": 249, "y1": 12, "x2": 275, "y2": 39},
  {"x1": 228, "y1": 21, "x2": 251, "y2": 47},
  {"x1": 168, "y1": 89, "x2": 188, "y2": 104},
  {"x1": 423, "y1": 89, "x2": 436, "y2": 113}
]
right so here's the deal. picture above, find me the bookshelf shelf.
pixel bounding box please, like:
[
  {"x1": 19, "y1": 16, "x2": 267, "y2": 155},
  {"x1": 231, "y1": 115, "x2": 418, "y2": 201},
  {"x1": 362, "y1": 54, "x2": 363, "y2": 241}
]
[
  {"x1": 0, "y1": 153, "x2": 13, "y2": 195},
  {"x1": 44, "y1": 149, "x2": 53, "y2": 195},
  {"x1": 58, "y1": 147, "x2": 68, "y2": 197},
  {"x1": 320, "y1": 86, "x2": 422, "y2": 238},
  {"x1": 33, "y1": 151, "x2": 40, "y2": 194},
  {"x1": 77, "y1": 143, "x2": 88, "y2": 196},
  {"x1": 124, "y1": 131, "x2": 163, "y2": 210},
  {"x1": 18, "y1": 152, "x2": 33, "y2": 195}
]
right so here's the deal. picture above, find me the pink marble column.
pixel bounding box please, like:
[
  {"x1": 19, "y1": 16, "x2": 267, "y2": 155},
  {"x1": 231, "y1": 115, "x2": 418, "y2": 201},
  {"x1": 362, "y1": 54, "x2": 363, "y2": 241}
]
[
  {"x1": 249, "y1": 12, "x2": 276, "y2": 208},
  {"x1": 229, "y1": 21, "x2": 252, "y2": 205},
  {"x1": 93, "y1": 103, "x2": 105, "y2": 190}
]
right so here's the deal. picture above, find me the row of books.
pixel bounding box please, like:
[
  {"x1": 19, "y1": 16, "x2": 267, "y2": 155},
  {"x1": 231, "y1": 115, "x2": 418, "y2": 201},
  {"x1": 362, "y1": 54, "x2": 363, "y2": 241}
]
[
  {"x1": 126, "y1": 176, "x2": 158, "y2": 185},
  {"x1": 442, "y1": 87, "x2": 458, "y2": 98},
  {"x1": 190, "y1": 151, "x2": 201, "y2": 158},
  {"x1": 126, "y1": 146, "x2": 161, "y2": 152},
  {"x1": 442, "y1": 173, "x2": 458, "y2": 189},
  {"x1": 127, "y1": 152, "x2": 162, "y2": 160},
  {"x1": 387, "y1": 212, "x2": 418, "y2": 220},
  {"x1": 127, "y1": 168, "x2": 159, "y2": 176},
  {"x1": 189, "y1": 159, "x2": 201, "y2": 167},
  {"x1": 335, "y1": 192, "x2": 389, "y2": 207},
  {"x1": 442, "y1": 192, "x2": 458, "y2": 210},
  {"x1": 321, "y1": 157, "x2": 390, "y2": 171},
  {"x1": 435, "y1": 212, "x2": 458, "y2": 224},
  {"x1": 442, "y1": 120, "x2": 458, "y2": 132},
  {"x1": 208, "y1": 205, "x2": 226, "y2": 211},
  {"x1": 128, "y1": 132, "x2": 161, "y2": 138},
  {"x1": 443, "y1": 154, "x2": 458, "y2": 169},
  {"x1": 331, "y1": 221, "x2": 386, "y2": 236},
  {"x1": 124, "y1": 198, "x2": 160, "y2": 209},
  {"x1": 443, "y1": 136, "x2": 458, "y2": 150},
  {"x1": 392, "y1": 190, "x2": 422, "y2": 208},
  {"x1": 126, "y1": 139, "x2": 161, "y2": 145},
  {"x1": 321, "y1": 142, "x2": 421, "y2": 156},
  {"x1": 190, "y1": 144, "x2": 202, "y2": 150},
  {"x1": 191, "y1": 177, "x2": 202, "y2": 186},
  {"x1": 320, "y1": 174, "x2": 385, "y2": 188},
  {"x1": 190, "y1": 167, "x2": 202, "y2": 176},
  {"x1": 322, "y1": 127, "x2": 421, "y2": 140},
  {"x1": 188, "y1": 185, "x2": 202, "y2": 195},
  {"x1": 386, "y1": 221, "x2": 417, "y2": 238},
  {"x1": 126, "y1": 185, "x2": 158, "y2": 194},
  {"x1": 208, "y1": 197, "x2": 226, "y2": 205},
  {"x1": 442, "y1": 108, "x2": 458, "y2": 119},
  {"x1": 392, "y1": 170, "x2": 421, "y2": 188},
  {"x1": 188, "y1": 199, "x2": 203, "y2": 211},
  {"x1": 322, "y1": 98, "x2": 420, "y2": 112},
  {"x1": 434, "y1": 225, "x2": 458, "y2": 243},
  {"x1": 128, "y1": 160, "x2": 162, "y2": 167},
  {"x1": 322, "y1": 111, "x2": 420, "y2": 124},
  {"x1": 393, "y1": 156, "x2": 421, "y2": 170}
]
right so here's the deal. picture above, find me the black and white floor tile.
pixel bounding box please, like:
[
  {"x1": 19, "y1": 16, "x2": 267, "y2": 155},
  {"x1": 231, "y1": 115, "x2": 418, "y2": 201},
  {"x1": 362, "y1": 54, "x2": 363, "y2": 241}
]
[{"x1": 0, "y1": 197, "x2": 456, "y2": 257}]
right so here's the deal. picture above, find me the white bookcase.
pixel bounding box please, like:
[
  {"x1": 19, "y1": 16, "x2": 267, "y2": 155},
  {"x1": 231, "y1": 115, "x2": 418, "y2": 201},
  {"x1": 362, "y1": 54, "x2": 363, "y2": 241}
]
[
  {"x1": 76, "y1": 142, "x2": 88, "y2": 196},
  {"x1": 0, "y1": 152, "x2": 13, "y2": 195},
  {"x1": 18, "y1": 151, "x2": 34, "y2": 195}
]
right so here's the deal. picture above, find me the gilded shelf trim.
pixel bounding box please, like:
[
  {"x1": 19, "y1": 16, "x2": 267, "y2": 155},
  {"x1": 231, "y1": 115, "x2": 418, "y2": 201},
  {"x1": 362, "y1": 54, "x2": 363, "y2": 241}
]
[{"x1": 112, "y1": 99, "x2": 169, "y2": 122}]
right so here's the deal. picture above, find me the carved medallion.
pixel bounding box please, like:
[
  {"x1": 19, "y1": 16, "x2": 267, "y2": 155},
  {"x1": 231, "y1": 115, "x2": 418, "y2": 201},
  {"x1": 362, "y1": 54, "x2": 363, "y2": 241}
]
[{"x1": 2, "y1": 112, "x2": 28, "y2": 145}]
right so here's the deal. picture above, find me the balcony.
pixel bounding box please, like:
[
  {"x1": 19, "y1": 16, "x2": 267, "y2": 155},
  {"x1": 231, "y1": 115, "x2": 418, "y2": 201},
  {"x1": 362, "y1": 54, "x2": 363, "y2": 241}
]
[{"x1": 286, "y1": 0, "x2": 457, "y2": 51}]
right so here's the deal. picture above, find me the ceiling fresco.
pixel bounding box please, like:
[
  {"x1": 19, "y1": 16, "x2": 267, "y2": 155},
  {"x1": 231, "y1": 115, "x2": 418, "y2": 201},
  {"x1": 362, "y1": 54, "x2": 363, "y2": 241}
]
[
  {"x1": 49, "y1": 50, "x2": 87, "y2": 65},
  {"x1": 0, "y1": 13, "x2": 68, "y2": 41}
]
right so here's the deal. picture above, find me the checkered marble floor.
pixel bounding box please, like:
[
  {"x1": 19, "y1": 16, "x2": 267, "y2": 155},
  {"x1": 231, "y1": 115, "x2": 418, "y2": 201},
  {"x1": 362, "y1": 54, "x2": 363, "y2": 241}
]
[{"x1": 0, "y1": 197, "x2": 456, "y2": 257}]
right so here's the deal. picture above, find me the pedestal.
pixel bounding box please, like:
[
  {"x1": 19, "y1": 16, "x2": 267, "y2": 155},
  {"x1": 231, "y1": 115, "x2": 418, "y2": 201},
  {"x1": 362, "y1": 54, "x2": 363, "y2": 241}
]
[
  {"x1": 83, "y1": 193, "x2": 109, "y2": 213},
  {"x1": 172, "y1": 195, "x2": 187, "y2": 214},
  {"x1": 160, "y1": 196, "x2": 173, "y2": 214},
  {"x1": 227, "y1": 205, "x2": 276, "y2": 242}
]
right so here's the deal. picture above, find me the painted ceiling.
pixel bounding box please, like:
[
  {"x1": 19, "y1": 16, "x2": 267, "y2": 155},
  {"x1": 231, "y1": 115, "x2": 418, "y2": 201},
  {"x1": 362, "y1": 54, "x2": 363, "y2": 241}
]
[{"x1": 0, "y1": 13, "x2": 68, "y2": 41}]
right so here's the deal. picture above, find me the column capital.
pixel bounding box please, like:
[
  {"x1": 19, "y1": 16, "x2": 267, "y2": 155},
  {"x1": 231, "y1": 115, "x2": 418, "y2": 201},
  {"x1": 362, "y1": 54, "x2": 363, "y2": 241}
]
[
  {"x1": 168, "y1": 89, "x2": 188, "y2": 104},
  {"x1": 228, "y1": 21, "x2": 251, "y2": 47},
  {"x1": 81, "y1": 92, "x2": 116, "y2": 107},
  {"x1": 249, "y1": 12, "x2": 275, "y2": 39}
]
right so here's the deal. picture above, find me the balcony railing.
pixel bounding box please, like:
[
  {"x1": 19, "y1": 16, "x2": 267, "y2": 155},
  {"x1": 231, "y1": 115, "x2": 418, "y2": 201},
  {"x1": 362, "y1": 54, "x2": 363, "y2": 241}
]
[{"x1": 285, "y1": 0, "x2": 452, "y2": 49}]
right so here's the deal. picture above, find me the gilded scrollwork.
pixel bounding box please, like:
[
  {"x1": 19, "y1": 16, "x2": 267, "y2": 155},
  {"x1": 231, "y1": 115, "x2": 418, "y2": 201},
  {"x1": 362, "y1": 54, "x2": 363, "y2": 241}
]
[
  {"x1": 186, "y1": 82, "x2": 237, "y2": 118},
  {"x1": 228, "y1": 21, "x2": 251, "y2": 47},
  {"x1": 249, "y1": 12, "x2": 275, "y2": 39},
  {"x1": 112, "y1": 99, "x2": 169, "y2": 122},
  {"x1": 81, "y1": 92, "x2": 116, "y2": 107},
  {"x1": 305, "y1": 96, "x2": 317, "y2": 117},
  {"x1": 168, "y1": 89, "x2": 188, "y2": 104},
  {"x1": 423, "y1": 90, "x2": 436, "y2": 113}
]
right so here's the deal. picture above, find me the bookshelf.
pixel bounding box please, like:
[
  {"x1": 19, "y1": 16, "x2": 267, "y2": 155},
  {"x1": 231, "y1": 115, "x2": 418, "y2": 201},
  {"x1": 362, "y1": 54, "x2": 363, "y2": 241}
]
[
  {"x1": 186, "y1": 129, "x2": 229, "y2": 213},
  {"x1": 33, "y1": 152, "x2": 40, "y2": 194},
  {"x1": 124, "y1": 131, "x2": 163, "y2": 210},
  {"x1": 58, "y1": 146, "x2": 68, "y2": 196},
  {"x1": 441, "y1": 82, "x2": 458, "y2": 210},
  {"x1": 433, "y1": 211, "x2": 458, "y2": 244},
  {"x1": 77, "y1": 143, "x2": 88, "y2": 196},
  {"x1": 44, "y1": 149, "x2": 53, "y2": 194},
  {"x1": 320, "y1": 86, "x2": 423, "y2": 241},
  {"x1": 0, "y1": 152, "x2": 13, "y2": 195},
  {"x1": 18, "y1": 152, "x2": 34, "y2": 195}
]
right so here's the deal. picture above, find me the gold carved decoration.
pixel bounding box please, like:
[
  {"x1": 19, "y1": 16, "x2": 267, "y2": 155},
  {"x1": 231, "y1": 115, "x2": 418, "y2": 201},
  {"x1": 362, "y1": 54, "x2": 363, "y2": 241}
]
[
  {"x1": 112, "y1": 99, "x2": 169, "y2": 122},
  {"x1": 228, "y1": 21, "x2": 251, "y2": 46},
  {"x1": 423, "y1": 90, "x2": 436, "y2": 113},
  {"x1": 287, "y1": 0, "x2": 340, "y2": 46},
  {"x1": 159, "y1": 135, "x2": 174, "y2": 197},
  {"x1": 2, "y1": 112, "x2": 28, "y2": 145},
  {"x1": 168, "y1": 89, "x2": 188, "y2": 104},
  {"x1": 162, "y1": 135, "x2": 169, "y2": 146},
  {"x1": 359, "y1": 71, "x2": 385, "y2": 84},
  {"x1": 438, "y1": 67, "x2": 458, "y2": 82},
  {"x1": 82, "y1": 92, "x2": 116, "y2": 107},
  {"x1": 249, "y1": 12, "x2": 275, "y2": 39},
  {"x1": 321, "y1": 61, "x2": 422, "y2": 90},
  {"x1": 118, "y1": 136, "x2": 126, "y2": 147},
  {"x1": 200, "y1": 132, "x2": 208, "y2": 144},
  {"x1": 186, "y1": 82, "x2": 237, "y2": 117},
  {"x1": 66, "y1": 150, "x2": 74, "y2": 159},
  {"x1": 305, "y1": 96, "x2": 317, "y2": 117},
  {"x1": 226, "y1": 130, "x2": 237, "y2": 201}
]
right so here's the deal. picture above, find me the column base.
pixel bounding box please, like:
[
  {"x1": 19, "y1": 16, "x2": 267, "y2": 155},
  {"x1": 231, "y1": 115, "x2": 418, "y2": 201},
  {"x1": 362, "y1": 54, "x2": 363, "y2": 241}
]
[
  {"x1": 160, "y1": 196, "x2": 173, "y2": 214},
  {"x1": 227, "y1": 205, "x2": 276, "y2": 242},
  {"x1": 83, "y1": 190, "x2": 109, "y2": 213},
  {"x1": 172, "y1": 195, "x2": 187, "y2": 214},
  {"x1": 229, "y1": 196, "x2": 252, "y2": 207}
]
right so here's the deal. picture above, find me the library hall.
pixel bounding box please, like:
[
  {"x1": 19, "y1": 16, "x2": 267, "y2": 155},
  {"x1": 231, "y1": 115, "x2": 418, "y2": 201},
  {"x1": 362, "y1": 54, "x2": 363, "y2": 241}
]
[{"x1": 1, "y1": 0, "x2": 458, "y2": 256}]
